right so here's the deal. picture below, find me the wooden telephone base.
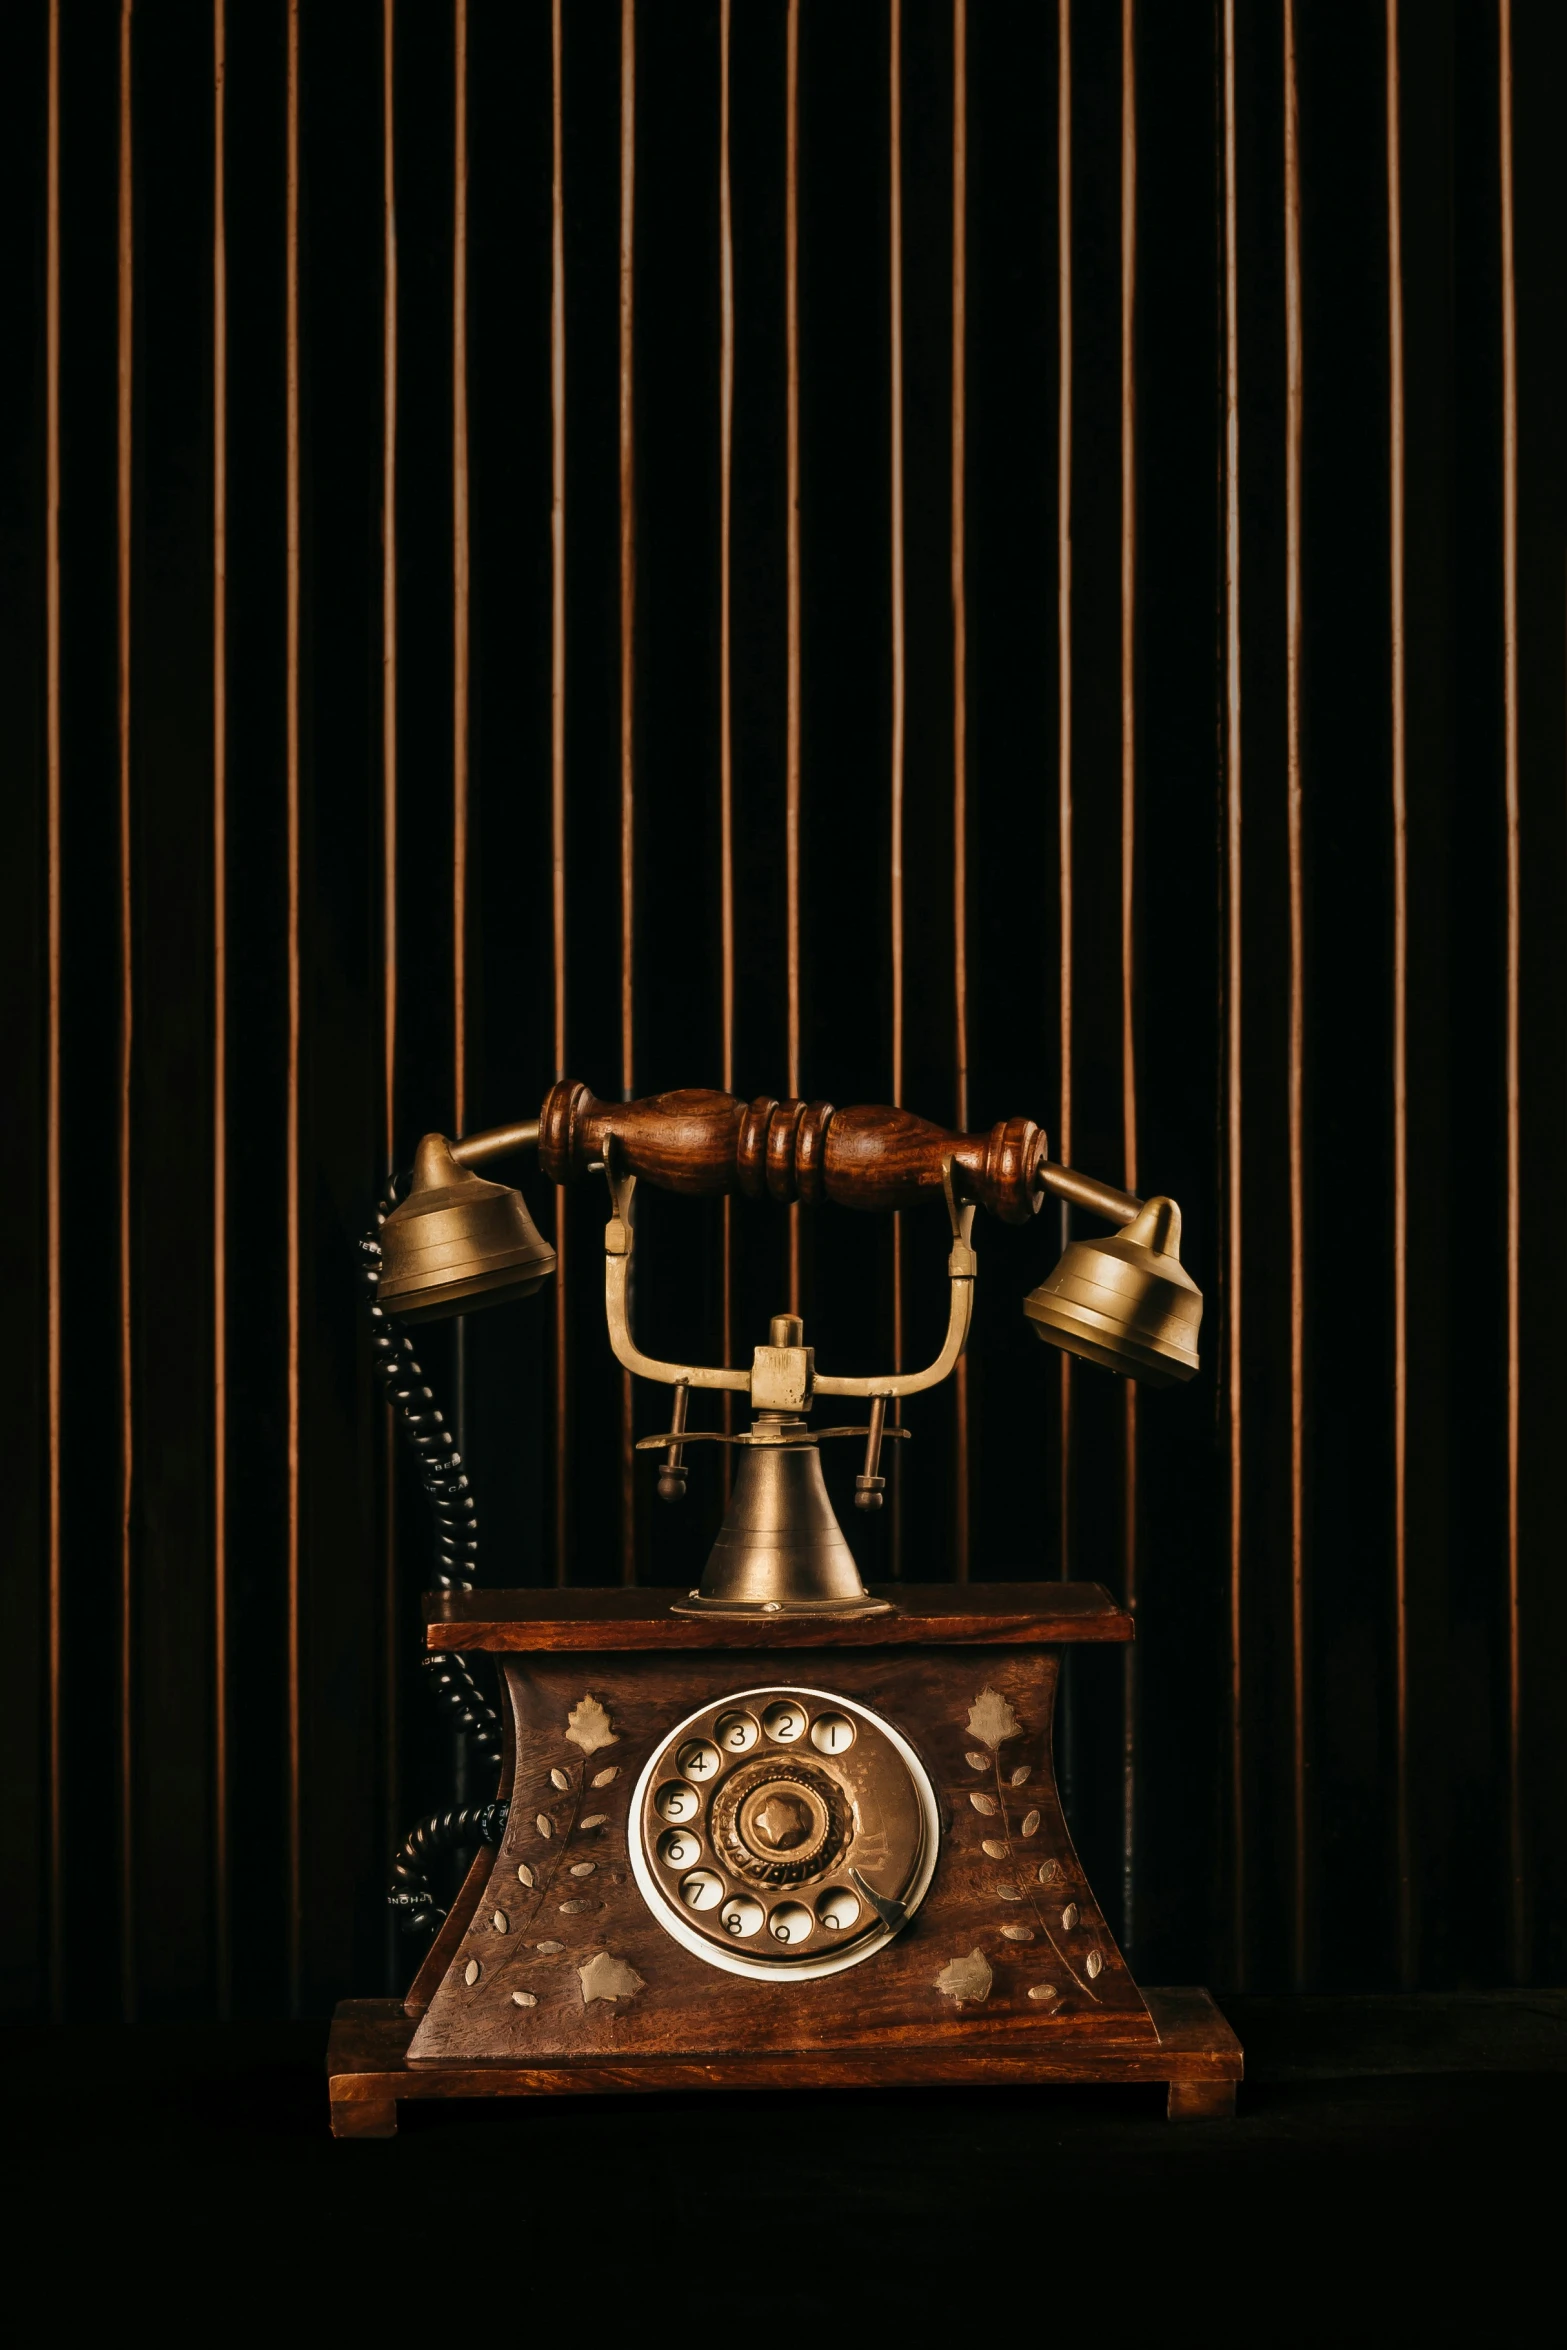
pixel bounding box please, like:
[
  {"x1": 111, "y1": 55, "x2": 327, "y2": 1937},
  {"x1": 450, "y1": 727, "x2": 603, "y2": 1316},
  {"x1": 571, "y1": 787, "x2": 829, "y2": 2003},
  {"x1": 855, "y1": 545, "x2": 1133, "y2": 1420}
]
[{"x1": 328, "y1": 1585, "x2": 1240, "y2": 2136}]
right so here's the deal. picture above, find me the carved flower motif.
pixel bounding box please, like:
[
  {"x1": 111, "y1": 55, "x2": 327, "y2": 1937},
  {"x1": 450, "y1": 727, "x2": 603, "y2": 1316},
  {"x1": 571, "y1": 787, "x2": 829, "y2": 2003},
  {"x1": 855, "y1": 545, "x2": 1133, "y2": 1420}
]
[
  {"x1": 578, "y1": 1950, "x2": 645, "y2": 2004},
  {"x1": 966, "y1": 1688, "x2": 1021, "y2": 1749},
  {"x1": 935, "y1": 1949, "x2": 993, "y2": 2005},
  {"x1": 566, "y1": 1696, "x2": 618, "y2": 1755}
]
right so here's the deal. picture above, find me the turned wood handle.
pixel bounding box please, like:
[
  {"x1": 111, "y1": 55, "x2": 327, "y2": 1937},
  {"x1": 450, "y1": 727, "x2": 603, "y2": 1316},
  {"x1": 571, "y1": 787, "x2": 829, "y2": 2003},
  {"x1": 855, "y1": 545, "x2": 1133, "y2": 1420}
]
[{"x1": 537, "y1": 1082, "x2": 1049, "y2": 1225}]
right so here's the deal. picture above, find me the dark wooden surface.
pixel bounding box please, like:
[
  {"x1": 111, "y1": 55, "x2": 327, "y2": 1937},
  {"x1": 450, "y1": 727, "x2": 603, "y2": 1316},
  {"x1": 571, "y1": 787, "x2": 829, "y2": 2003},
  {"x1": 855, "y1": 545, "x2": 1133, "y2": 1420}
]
[
  {"x1": 408, "y1": 1648, "x2": 1155, "y2": 2062},
  {"x1": 331, "y1": 1985, "x2": 1240, "y2": 2135},
  {"x1": 536, "y1": 1081, "x2": 1051, "y2": 1222},
  {"x1": 424, "y1": 1582, "x2": 1135, "y2": 1651}
]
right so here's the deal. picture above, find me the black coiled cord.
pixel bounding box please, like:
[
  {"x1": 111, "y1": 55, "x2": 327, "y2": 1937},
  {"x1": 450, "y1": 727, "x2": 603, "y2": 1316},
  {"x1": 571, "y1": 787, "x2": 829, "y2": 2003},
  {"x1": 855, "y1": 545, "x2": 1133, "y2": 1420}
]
[
  {"x1": 359, "y1": 1191, "x2": 503, "y2": 1769},
  {"x1": 388, "y1": 1801, "x2": 511, "y2": 1935}
]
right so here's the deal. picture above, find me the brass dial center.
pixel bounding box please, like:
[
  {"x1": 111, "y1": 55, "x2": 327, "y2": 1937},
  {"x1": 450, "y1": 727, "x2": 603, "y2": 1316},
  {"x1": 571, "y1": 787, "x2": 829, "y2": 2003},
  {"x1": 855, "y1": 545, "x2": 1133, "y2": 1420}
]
[{"x1": 712, "y1": 1758, "x2": 849, "y2": 1886}]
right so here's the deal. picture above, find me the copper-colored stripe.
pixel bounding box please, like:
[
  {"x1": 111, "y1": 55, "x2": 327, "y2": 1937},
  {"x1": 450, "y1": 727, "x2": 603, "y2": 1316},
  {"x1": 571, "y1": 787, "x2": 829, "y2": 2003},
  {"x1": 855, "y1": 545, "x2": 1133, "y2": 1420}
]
[
  {"x1": 951, "y1": 0, "x2": 969, "y2": 1581},
  {"x1": 719, "y1": 0, "x2": 734, "y2": 1105},
  {"x1": 212, "y1": 0, "x2": 231, "y2": 2020},
  {"x1": 118, "y1": 0, "x2": 136, "y2": 2027},
  {"x1": 285, "y1": 0, "x2": 303, "y2": 2011},
  {"x1": 380, "y1": 0, "x2": 400, "y2": 1975},
  {"x1": 1222, "y1": 0, "x2": 1245, "y2": 1986},
  {"x1": 1386, "y1": 0, "x2": 1412, "y2": 1987},
  {"x1": 453, "y1": 0, "x2": 469, "y2": 1136},
  {"x1": 1057, "y1": 0, "x2": 1074, "y2": 1583},
  {"x1": 619, "y1": 0, "x2": 636, "y2": 1584},
  {"x1": 720, "y1": 0, "x2": 735, "y2": 1474},
  {"x1": 785, "y1": 0, "x2": 801, "y2": 1314},
  {"x1": 889, "y1": 0, "x2": 905, "y2": 1569},
  {"x1": 1283, "y1": 0, "x2": 1307, "y2": 1989},
  {"x1": 889, "y1": 0, "x2": 904, "y2": 1127},
  {"x1": 1118, "y1": 0, "x2": 1137, "y2": 1954},
  {"x1": 45, "y1": 0, "x2": 63, "y2": 2022},
  {"x1": 1499, "y1": 0, "x2": 1524, "y2": 1979},
  {"x1": 551, "y1": 0, "x2": 568, "y2": 1583},
  {"x1": 383, "y1": 0, "x2": 398, "y2": 1177}
]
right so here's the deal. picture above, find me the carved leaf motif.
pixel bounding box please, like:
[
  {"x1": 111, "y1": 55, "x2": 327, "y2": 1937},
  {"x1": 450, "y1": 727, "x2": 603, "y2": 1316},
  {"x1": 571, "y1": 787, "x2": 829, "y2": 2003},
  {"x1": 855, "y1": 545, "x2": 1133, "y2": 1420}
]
[
  {"x1": 1010, "y1": 1765, "x2": 1032, "y2": 1786},
  {"x1": 511, "y1": 1991, "x2": 538, "y2": 2008},
  {"x1": 965, "y1": 1752, "x2": 989, "y2": 1772},
  {"x1": 1037, "y1": 1858, "x2": 1063, "y2": 1885},
  {"x1": 981, "y1": 1838, "x2": 1007, "y2": 1860},
  {"x1": 967, "y1": 1688, "x2": 1021, "y2": 1749},
  {"x1": 491, "y1": 1910, "x2": 509, "y2": 1933},
  {"x1": 1027, "y1": 1982, "x2": 1060, "y2": 2003},
  {"x1": 558, "y1": 1899, "x2": 592, "y2": 1914},
  {"x1": 580, "y1": 1814, "x2": 609, "y2": 1831},
  {"x1": 569, "y1": 1861, "x2": 596, "y2": 1877},
  {"x1": 549, "y1": 1768, "x2": 570, "y2": 1792},
  {"x1": 1021, "y1": 1810, "x2": 1041, "y2": 1838},
  {"x1": 997, "y1": 1885, "x2": 1023, "y2": 1902},
  {"x1": 1086, "y1": 1949, "x2": 1104, "y2": 1979},
  {"x1": 935, "y1": 1949, "x2": 993, "y2": 2005},
  {"x1": 1061, "y1": 1902, "x2": 1080, "y2": 1930},
  {"x1": 516, "y1": 1863, "x2": 535, "y2": 1888},
  {"x1": 578, "y1": 1950, "x2": 645, "y2": 2004},
  {"x1": 566, "y1": 1695, "x2": 618, "y2": 1755},
  {"x1": 1002, "y1": 1925, "x2": 1035, "y2": 1942},
  {"x1": 535, "y1": 1940, "x2": 565, "y2": 1955},
  {"x1": 535, "y1": 1814, "x2": 553, "y2": 1839},
  {"x1": 591, "y1": 1767, "x2": 620, "y2": 1788},
  {"x1": 969, "y1": 1792, "x2": 997, "y2": 1816},
  {"x1": 464, "y1": 1959, "x2": 481, "y2": 1987}
]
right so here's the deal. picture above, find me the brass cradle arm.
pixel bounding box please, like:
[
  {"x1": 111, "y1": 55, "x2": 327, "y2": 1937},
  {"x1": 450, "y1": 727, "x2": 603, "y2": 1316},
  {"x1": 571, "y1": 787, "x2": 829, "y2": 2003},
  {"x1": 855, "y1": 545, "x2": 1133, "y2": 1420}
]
[{"x1": 601, "y1": 1161, "x2": 978, "y2": 1404}]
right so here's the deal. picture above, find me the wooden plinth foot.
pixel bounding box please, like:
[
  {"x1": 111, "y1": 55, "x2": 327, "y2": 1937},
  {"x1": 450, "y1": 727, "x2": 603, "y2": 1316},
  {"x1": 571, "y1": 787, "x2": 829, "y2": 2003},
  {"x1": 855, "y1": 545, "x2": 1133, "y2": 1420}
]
[
  {"x1": 330, "y1": 2094, "x2": 398, "y2": 2140},
  {"x1": 1167, "y1": 2077, "x2": 1237, "y2": 2121}
]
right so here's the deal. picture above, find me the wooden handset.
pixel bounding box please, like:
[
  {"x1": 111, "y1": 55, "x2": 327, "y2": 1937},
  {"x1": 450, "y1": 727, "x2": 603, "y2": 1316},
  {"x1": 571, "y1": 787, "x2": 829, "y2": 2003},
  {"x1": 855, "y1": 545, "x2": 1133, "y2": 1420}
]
[{"x1": 537, "y1": 1080, "x2": 1052, "y2": 1224}]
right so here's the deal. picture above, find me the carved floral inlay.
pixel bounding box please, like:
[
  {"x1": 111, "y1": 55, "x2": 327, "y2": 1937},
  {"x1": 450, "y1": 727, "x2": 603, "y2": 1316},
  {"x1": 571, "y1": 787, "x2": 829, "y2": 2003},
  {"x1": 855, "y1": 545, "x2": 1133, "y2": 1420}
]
[
  {"x1": 457, "y1": 1695, "x2": 643, "y2": 2017},
  {"x1": 935, "y1": 1949, "x2": 993, "y2": 2005},
  {"x1": 952, "y1": 1684, "x2": 1104, "y2": 2008},
  {"x1": 578, "y1": 1951, "x2": 645, "y2": 2005},
  {"x1": 566, "y1": 1695, "x2": 618, "y2": 1755}
]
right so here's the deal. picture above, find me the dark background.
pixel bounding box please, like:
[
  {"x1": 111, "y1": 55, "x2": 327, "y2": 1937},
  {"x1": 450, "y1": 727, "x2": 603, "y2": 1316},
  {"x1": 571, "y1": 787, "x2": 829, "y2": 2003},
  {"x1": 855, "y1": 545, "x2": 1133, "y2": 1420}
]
[{"x1": 3, "y1": 0, "x2": 1564, "y2": 2023}]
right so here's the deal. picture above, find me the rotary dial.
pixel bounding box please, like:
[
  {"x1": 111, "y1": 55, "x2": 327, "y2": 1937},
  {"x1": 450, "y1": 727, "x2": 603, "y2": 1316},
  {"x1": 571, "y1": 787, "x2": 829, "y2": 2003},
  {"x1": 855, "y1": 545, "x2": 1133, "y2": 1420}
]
[{"x1": 630, "y1": 1685, "x2": 939, "y2": 1979}]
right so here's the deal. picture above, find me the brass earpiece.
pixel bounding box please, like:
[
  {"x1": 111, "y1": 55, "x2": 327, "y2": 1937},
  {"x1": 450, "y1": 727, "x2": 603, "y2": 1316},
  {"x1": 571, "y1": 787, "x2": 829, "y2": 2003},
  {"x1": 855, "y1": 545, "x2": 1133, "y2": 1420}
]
[
  {"x1": 378, "y1": 1133, "x2": 556, "y2": 1323},
  {"x1": 1022, "y1": 1194, "x2": 1202, "y2": 1386}
]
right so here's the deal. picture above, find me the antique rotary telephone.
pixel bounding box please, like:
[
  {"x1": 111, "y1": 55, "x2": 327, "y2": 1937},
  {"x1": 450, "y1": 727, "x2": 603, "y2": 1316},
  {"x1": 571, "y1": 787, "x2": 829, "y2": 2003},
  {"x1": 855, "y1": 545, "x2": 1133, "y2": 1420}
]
[{"x1": 334, "y1": 1082, "x2": 1234, "y2": 2125}]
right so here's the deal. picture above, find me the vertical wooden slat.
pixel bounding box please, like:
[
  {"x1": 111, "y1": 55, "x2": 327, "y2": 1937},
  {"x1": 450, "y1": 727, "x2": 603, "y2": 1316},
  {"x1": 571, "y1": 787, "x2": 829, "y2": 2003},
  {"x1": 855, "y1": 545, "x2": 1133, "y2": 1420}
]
[
  {"x1": 951, "y1": 0, "x2": 969, "y2": 1580},
  {"x1": 1056, "y1": 0, "x2": 1074, "y2": 1582},
  {"x1": 1221, "y1": 0, "x2": 1245, "y2": 1987},
  {"x1": 785, "y1": 0, "x2": 801, "y2": 1314},
  {"x1": 889, "y1": 0, "x2": 905, "y2": 1569},
  {"x1": 453, "y1": 0, "x2": 469, "y2": 1137},
  {"x1": 551, "y1": 0, "x2": 568, "y2": 1584},
  {"x1": 1283, "y1": 0, "x2": 1307, "y2": 1990},
  {"x1": 619, "y1": 0, "x2": 636, "y2": 1583},
  {"x1": 380, "y1": 0, "x2": 399, "y2": 1971},
  {"x1": 45, "y1": 0, "x2": 63, "y2": 2024},
  {"x1": 1498, "y1": 0, "x2": 1523, "y2": 1982},
  {"x1": 284, "y1": 0, "x2": 302, "y2": 2012},
  {"x1": 1386, "y1": 0, "x2": 1412, "y2": 1987},
  {"x1": 212, "y1": 0, "x2": 231, "y2": 2020},
  {"x1": 117, "y1": 0, "x2": 136, "y2": 2027},
  {"x1": 719, "y1": 0, "x2": 734, "y2": 1472},
  {"x1": 1118, "y1": 0, "x2": 1137, "y2": 1953}
]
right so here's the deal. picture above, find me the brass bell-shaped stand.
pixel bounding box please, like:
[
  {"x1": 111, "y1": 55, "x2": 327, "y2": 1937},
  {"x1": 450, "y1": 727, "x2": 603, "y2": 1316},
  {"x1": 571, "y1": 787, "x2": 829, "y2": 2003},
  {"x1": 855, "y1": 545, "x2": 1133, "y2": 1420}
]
[
  {"x1": 1023, "y1": 1194, "x2": 1202, "y2": 1385},
  {"x1": 379, "y1": 1133, "x2": 557, "y2": 1323},
  {"x1": 673, "y1": 1417, "x2": 893, "y2": 1619}
]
